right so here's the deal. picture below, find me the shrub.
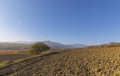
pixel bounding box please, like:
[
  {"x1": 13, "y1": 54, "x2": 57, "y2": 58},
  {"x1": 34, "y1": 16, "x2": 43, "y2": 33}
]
[{"x1": 29, "y1": 42, "x2": 50, "y2": 55}]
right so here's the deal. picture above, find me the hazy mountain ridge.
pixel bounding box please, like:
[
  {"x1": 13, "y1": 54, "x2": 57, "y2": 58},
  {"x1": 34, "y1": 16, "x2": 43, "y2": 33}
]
[
  {"x1": 43, "y1": 41, "x2": 86, "y2": 49},
  {"x1": 0, "y1": 41, "x2": 120, "y2": 50},
  {"x1": 0, "y1": 41, "x2": 86, "y2": 50},
  {"x1": 67, "y1": 44, "x2": 86, "y2": 48}
]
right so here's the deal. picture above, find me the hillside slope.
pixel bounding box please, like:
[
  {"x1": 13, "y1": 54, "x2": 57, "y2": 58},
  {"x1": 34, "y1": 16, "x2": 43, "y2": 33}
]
[
  {"x1": 1, "y1": 46, "x2": 120, "y2": 76},
  {"x1": 0, "y1": 42, "x2": 30, "y2": 51}
]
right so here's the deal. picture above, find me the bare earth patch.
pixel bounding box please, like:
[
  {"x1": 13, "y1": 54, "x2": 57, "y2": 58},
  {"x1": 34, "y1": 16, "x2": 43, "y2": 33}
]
[{"x1": 1, "y1": 47, "x2": 120, "y2": 76}]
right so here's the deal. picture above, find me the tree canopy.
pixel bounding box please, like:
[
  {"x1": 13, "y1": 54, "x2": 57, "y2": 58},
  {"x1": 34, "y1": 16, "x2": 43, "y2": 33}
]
[{"x1": 29, "y1": 42, "x2": 50, "y2": 55}]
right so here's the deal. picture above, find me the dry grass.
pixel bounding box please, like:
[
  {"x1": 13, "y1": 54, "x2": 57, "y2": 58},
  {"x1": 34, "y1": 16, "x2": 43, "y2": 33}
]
[
  {"x1": 0, "y1": 50, "x2": 28, "y2": 55},
  {"x1": 1, "y1": 46, "x2": 120, "y2": 76},
  {"x1": 0, "y1": 50, "x2": 29, "y2": 68},
  {"x1": 0, "y1": 50, "x2": 18, "y2": 55}
]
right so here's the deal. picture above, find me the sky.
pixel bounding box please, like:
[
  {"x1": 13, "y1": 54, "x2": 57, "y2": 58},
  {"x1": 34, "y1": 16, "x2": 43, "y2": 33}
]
[{"x1": 0, "y1": 0, "x2": 120, "y2": 45}]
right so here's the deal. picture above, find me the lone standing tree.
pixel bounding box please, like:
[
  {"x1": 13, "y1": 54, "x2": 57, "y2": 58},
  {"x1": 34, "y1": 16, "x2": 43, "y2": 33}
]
[{"x1": 29, "y1": 42, "x2": 50, "y2": 55}]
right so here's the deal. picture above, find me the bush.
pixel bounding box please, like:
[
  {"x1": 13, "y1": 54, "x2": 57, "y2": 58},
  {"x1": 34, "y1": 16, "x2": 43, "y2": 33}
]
[{"x1": 29, "y1": 42, "x2": 50, "y2": 55}]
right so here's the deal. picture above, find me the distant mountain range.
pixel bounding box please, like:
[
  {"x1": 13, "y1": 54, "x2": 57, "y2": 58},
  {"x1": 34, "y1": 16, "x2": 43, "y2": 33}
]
[
  {"x1": 0, "y1": 41, "x2": 120, "y2": 51},
  {"x1": 0, "y1": 41, "x2": 86, "y2": 50},
  {"x1": 43, "y1": 41, "x2": 86, "y2": 49}
]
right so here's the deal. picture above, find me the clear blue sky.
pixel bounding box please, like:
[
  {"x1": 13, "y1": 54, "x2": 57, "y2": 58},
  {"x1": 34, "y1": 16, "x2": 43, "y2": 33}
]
[{"x1": 0, "y1": 0, "x2": 120, "y2": 44}]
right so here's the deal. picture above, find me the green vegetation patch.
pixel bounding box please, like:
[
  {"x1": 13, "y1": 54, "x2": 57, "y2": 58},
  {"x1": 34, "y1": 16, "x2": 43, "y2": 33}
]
[{"x1": 0, "y1": 61, "x2": 8, "y2": 67}]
